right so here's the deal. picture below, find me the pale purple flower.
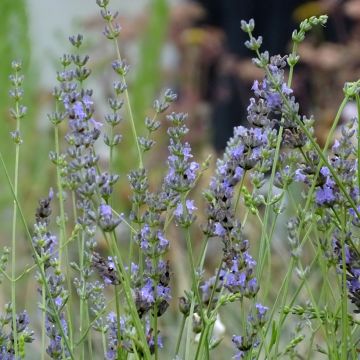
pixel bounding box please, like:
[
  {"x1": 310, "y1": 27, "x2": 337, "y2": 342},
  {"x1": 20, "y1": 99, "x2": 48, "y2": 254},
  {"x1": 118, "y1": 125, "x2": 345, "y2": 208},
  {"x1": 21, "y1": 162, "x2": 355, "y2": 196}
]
[{"x1": 214, "y1": 223, "x2": 226, "y2": 237}]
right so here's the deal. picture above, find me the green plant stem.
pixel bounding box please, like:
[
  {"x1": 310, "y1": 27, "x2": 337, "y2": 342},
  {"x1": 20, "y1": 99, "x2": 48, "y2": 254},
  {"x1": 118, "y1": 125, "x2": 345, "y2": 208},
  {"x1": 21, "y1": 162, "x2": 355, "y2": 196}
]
[
  {"x1": 107, "y1": 231, "x2": 152, "y2": 359},
  {"x1": 79, "y1": 231, "x2": 86, "y2": 360},
  {"x1": 340, "y1": 213, "x2": 348, "y2": 360},
  {"x1": 184, "y1": 226, "x2": 202, "y2": 305},
  {"x1": 153, "y1": 301, "x2": 159, "y2": 360},
  {"x1": 184, "y1": 300, "x2": 195, "y2": 360},
  {"x1": 271, "y1": 258, "x2": 295, "y2": 356},
  {"x1": 41, "y1": 263, "x2": 46, "y2": 360},
  {"x1": 175, "y1": 314, "x2": 186, "y2": 356},
  {"x1": 11, "y1": 99, "x2": 21, "y2": 359},
  {"x1": 114, "y1": 286, "x2": 122, "y2": 360},
  {"x1": 105, "y1": 10, "x2": 143, "y2": 169},
  {"x1": 174, "y1": 233, "x2": 209, "y2": 358},
  {"x1": 86, "y1": 306, "x2": 93, "y2": 359},
  {"x1": 184, "y1": 223, "x2": 209, "y2": 358},
  {"x1": 234, "y1": 172, "x2": 246, "y2": 213},
  {"x1": 256, "y1": 124, "x2": 283, "y2": 281},
  {"x1": 101, "y1": 331, "x2": 107, "y2": 359},
  {"x1": 109, "y1": 125, "x2": 114, "y2": 176},
  {"x1": 356, "y1": 94, "x2": 360, "y2": 193},
  {"x1": 287, "y1": 42, "x2": 298, "y2": 87},
  {"x1": 54, "y1": 124, "x2": 74, "y2": 347},
  {"x1": 54, "y1": 125, "x2": 66, "y2": 266}
]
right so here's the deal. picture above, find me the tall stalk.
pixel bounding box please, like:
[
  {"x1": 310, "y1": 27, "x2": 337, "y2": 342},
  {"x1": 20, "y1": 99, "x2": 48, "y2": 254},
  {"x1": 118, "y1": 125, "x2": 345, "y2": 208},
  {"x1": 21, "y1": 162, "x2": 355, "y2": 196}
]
[{"x1": 9, "y1": 60, "x2": 25, "y2": 359}]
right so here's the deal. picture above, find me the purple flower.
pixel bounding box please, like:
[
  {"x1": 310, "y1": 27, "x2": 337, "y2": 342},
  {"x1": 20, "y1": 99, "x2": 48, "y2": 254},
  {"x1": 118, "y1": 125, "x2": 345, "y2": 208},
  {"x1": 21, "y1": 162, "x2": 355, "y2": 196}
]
[
  {"x1": 315, "y1": 185, "x2": 336, "y2": 206},
  {"x1": 265, "y1": 91, "x2": 281, "y2": 108},
  {"x1": 73, "y1": 101, "x2": 86, "y2": 119},
  {"x1": 97, "y1": 203, "x2": 121, "y2": 232},
  {"x1": 100, "y1": 204, "x2": 112, "y2": 217},
  {"x1": 90, "y1": 117, "x2": 103, "y2": 130},
  {"x1": 140, "y1": 280, "x2": 155, "y2": 304},
  {"x1": 255, "y1": 303, "x2": 268, "y2": 323},
  {"x1": 157, "y1": 231, "x2": 169, "y2": 253},
  {"x1": 295, "y1": 169, "x2": 307, "y2": 183},
  {"x1": 174, "y1": 200, "x2": 197, "y2": 217},
  {"x1": 214, "y1": 223, "x2": 226, "y2": 237},
  {"x1": 281, "y1": 83, "x2": 293, "y2": 95}
]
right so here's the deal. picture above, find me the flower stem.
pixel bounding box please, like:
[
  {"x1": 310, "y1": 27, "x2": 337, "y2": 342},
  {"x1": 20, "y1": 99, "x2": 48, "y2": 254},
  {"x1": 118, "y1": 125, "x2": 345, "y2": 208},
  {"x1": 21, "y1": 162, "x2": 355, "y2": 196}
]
[
  {"x1": 105, "y1": 8, "x2": 143, "y2": 169},
  {"x1": 108, "y1": 231, "x2": 152, "y2": 359},
  {"x1": 11, "y1": 90, "x2": 21, "y2": 359},
  {"x1": 175, "y1": 314, "x2": 186, "y2": 356},
  {"x1": 356, "y1": 94, "x2": 360, "y2": 193},
  {"x1": 41, "y1": 263, "x2": 46, "y2": 360},
  {"x1": 54, "y1": 123, "x2": 74, "y2": 347}
]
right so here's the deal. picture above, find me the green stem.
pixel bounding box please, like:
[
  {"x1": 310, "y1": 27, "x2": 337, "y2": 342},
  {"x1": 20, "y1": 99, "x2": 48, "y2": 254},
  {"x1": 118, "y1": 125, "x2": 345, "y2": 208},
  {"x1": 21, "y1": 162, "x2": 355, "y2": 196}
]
[
  {"x1": 105, "y1": 8, "x2": 143, "y2": 169},
  {"x1": 54, "y1": 125, "x2": 66, "y2": 266},
  {"x1": 101, "y1": 330, "x2": 107, "y2": 359},
  {"x1": 340, "y1": 214, "x2": 348, "y2": 360},
  {"x1": 256, "y1": 125, "x2": 283, "y2": 281},
  {"x1": 11, "y1": 95, "x2": 21, "y2": 359},
  {"x1": 114, "y1": 286, "x2": 122, "y2": 359},
  {"x1": 287, "y1": 42, "x2": 298, "y2": 88},
  {"x1": 79, "y1": 231, "x2": 86, "y2": 360},
  {"x1": 184, "y1": 300, "x2": 195, "y2": 360},
  {"x1": 108, "y1": 231, "x2": 152, "y2": 359},
  {"x1": 184, "y1": 226, "x2": 202, "y2": 308},
  {"x1": 356, "y1": 94, "x2": 360, "y2": 192},
  {"x1": 175, "y1": 315, "x2": 186, "y2": 356},
  {"x1": 234, "y1": 172, "x2": 246, "y2": 213},
  {"x1": 54, "y1": 124, "x2": 74, "y2": 347},
  {"x1": 41, "y1": 264, "x2": 46, "y2": 360},
  {"x1": 87, "y1": 306, "x2": 93, "y2": 359},
  {"x1": 153, "y1": 301, "x2": 159, "y2": 360}
]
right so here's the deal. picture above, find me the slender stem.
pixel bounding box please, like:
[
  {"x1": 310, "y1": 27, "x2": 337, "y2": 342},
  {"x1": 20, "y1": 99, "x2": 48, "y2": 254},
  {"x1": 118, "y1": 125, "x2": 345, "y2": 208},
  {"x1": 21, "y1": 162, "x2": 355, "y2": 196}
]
[
  {"x1": 153, "y1": 301, "x2": 159, "y2": 360},
  {"x1": 340, "y1": 213, "x2": 348, "y2": 360},
  {"x1": 54, "y1": 120, "x2": 74, "y2": 347},
  {"x1": 175, "y1": 315, "x2": 186, "y2": 356},
  {"x1": 184, "y1": 226, "x2": 202, "y2": 308},
  {"x1": 356, "y1": 94, "x2": 360, "y2": 192},
  {"x1": 108, "y1": 231, "x2": 152, "y2": 359},
  {"x1": 79, "y1": 231, "x2": 86, "y2": 360},
  {"x1": 105, "y1": 8, "x2": 143, "y2": 169},
  {"x1": 101, "y1": 330, "x2": 107, "y2": 359},
  {"x1": 86, "y1": 306, "x2": 93, "y2": 360},
  {"x1": 114, "y1": 286, "x2": 122, "y2": 359},
  {"x1": 257, "y1": 125, "x2": 284, "y2": 281},
  {"x1": 54, "y1": 125, "x2": 67, "y2": 266},
  {"x1": 41, "y1": 263, "x2": 46, "y2": 360},
  {"x1": 11, "y1": 88, "x2": 21, "y2": 359},
  {"x1": 184, "y1": 300, "x2": 195, "y2": 360},
  {"x1": 173, "y1": 233, "x2": 208, "y2": 358},
  {"x1": 287, "y1": 42, "x2": 298, "y2": 88},
  {"x1": 234, "y1": 172, "x2": 246, "y2": 213}
]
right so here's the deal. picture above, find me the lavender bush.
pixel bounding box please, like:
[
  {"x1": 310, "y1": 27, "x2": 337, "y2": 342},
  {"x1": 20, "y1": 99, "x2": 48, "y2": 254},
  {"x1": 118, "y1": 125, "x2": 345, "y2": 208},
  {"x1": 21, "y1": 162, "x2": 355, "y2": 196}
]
[{"x1": 1, "y1": 1, "x2": 360, "y2": 359}]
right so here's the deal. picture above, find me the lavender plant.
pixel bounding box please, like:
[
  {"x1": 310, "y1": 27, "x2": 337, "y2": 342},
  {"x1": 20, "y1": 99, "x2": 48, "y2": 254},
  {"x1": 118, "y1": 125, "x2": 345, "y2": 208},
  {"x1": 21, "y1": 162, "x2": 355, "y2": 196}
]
[{"x1": 1, "y1": 1, "x2": 360, "y2": 359}]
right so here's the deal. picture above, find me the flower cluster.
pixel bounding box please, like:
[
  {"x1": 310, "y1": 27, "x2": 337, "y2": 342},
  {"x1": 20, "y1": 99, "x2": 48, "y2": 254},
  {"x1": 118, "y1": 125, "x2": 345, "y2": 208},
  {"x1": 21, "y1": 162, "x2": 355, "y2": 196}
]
[
  {"x1": 32, "y1": 190, "x2": 70, "y2": 359},
  {"x1": 0, "y1": 304, "x2": 33, "y2": 359},
  {"x1": 232, "y1": 303, "x2": 268, "y2": 359},
  {"x1": 294, "y1": 120, "x2": 358, "y2": 209},
  {"x1": 333, "y1": 233, "x2": 360, "y2": 313},
  {"x1": 164, "y1": 112, "x2": 199, "y2": 199}
]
